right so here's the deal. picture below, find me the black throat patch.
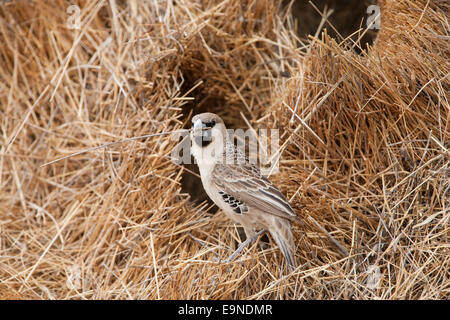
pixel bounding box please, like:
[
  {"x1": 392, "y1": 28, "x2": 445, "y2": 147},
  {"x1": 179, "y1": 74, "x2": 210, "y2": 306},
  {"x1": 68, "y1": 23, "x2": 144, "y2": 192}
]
[{"x1": 194, "y1": 130, "x2": 213, "y2": 148}]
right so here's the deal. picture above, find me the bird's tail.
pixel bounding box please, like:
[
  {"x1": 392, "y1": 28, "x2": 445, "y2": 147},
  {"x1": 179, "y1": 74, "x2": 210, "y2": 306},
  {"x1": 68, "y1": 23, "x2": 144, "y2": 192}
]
[{"x1": 268, "y1": 218, "x2": 296, "y2": 270}]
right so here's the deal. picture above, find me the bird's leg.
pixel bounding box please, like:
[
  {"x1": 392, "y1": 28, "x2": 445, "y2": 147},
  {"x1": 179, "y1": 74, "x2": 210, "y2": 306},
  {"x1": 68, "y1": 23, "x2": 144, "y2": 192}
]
[
  {"x1": 224, "y1": 229, "x2": 266, "y2": 263},
  {"x1": 244, "y1": 227, "x2": 268, "y2": 250}
]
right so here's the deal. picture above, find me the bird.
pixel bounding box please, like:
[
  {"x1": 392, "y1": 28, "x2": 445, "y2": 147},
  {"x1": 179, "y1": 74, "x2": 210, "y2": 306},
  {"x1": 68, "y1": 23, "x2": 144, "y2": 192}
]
[{"x1": 189, "y1": 112, "x2": 298, "y2": 269}]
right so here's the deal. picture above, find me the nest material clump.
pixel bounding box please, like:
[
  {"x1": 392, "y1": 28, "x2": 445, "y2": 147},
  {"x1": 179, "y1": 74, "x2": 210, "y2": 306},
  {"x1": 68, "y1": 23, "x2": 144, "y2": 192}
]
[{"x1": 0, "y1": 0, "x2": 448, "y2": 299}]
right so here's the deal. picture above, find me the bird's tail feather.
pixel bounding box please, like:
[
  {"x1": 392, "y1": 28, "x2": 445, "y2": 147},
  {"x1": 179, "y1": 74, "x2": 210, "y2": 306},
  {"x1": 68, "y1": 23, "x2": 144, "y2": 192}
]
[{"x1": 269, "y1": 220, "x2": 295, "y2": 270}]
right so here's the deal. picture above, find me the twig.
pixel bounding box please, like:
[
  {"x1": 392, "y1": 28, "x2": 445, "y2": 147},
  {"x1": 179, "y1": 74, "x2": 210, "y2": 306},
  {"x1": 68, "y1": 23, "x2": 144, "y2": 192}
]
[{"x1": 40, "y1": 129, "x2": 190, "y2": 167}]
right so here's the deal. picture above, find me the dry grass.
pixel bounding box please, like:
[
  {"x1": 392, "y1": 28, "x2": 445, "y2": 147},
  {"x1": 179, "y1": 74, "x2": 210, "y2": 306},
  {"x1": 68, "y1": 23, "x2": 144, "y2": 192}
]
[{"x1": 0, "y1": 0, "x2": 448, "y2": 299}]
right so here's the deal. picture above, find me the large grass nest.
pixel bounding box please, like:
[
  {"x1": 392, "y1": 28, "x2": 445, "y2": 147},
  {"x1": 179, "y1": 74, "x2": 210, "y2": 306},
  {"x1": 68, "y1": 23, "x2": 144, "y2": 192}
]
[{"x1": 0, "y1": 0, "x2": 448, "y2": 299}]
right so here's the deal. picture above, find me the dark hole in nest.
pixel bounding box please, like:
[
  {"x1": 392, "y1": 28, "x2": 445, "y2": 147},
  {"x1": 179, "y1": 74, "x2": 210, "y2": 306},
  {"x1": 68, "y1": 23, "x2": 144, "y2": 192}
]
[{"x1": 285, "y1": 0, "x2": 379, "y2": 54}]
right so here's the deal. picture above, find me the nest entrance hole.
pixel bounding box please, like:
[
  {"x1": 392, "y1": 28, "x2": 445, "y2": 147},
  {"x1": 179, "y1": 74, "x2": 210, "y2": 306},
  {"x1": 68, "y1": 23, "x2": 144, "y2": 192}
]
[{"x1": 286, "y1": 0, "x2": 379, "y2": 53}]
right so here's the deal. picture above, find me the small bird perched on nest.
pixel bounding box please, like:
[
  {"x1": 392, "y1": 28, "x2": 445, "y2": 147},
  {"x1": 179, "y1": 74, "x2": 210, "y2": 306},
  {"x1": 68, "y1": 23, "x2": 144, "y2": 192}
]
[{"x1": 190, "y1": 112, "x2": 298, "y2": 269}]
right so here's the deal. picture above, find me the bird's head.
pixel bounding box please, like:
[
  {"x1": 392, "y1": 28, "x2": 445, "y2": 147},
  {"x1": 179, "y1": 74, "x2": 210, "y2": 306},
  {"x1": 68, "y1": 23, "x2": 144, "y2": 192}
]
[{"x1": 190, "y1": 112, "x2": 227, "y2": 166}]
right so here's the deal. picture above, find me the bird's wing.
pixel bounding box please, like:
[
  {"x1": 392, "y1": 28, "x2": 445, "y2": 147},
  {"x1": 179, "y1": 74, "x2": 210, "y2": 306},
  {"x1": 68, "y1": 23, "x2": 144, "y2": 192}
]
[{"x1": 212, "y1": 161, "x2": 297, "y2": 221}]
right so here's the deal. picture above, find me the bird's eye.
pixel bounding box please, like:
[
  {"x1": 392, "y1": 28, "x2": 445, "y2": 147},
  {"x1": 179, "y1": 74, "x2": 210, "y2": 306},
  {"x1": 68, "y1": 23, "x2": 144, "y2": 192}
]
[{"x1": 205, "y1": 119, "x2": 216, "y2": 128}]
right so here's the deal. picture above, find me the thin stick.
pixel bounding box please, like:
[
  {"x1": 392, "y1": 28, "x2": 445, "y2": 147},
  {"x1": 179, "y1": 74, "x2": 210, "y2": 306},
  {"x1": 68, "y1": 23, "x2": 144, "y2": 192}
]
[
  {"x1": 308, "y1": 216, "x2": 349, "y2": 257},
  {"x1": 40, "y1": 129, "x2": 190, "y2": 167}
]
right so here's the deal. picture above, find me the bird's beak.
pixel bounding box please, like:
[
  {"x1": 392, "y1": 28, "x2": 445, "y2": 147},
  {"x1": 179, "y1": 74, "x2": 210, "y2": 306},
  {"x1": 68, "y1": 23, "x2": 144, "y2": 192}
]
[
  {"x1": 193, "y1": 119, "x2": 207, "y2": 131},
  {"x1": 193, "y1": 119, "x2": 203, "y2": 130}
]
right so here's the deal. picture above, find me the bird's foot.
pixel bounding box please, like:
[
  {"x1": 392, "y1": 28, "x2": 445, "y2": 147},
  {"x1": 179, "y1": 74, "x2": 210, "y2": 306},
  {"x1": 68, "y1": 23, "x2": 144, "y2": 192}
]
[
  {"x1": 223, "y1": 229, "x2": 266, "y2": 263},
  {"x1": 258, "y1": 241, "x2": 269, "y2": 250}
]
